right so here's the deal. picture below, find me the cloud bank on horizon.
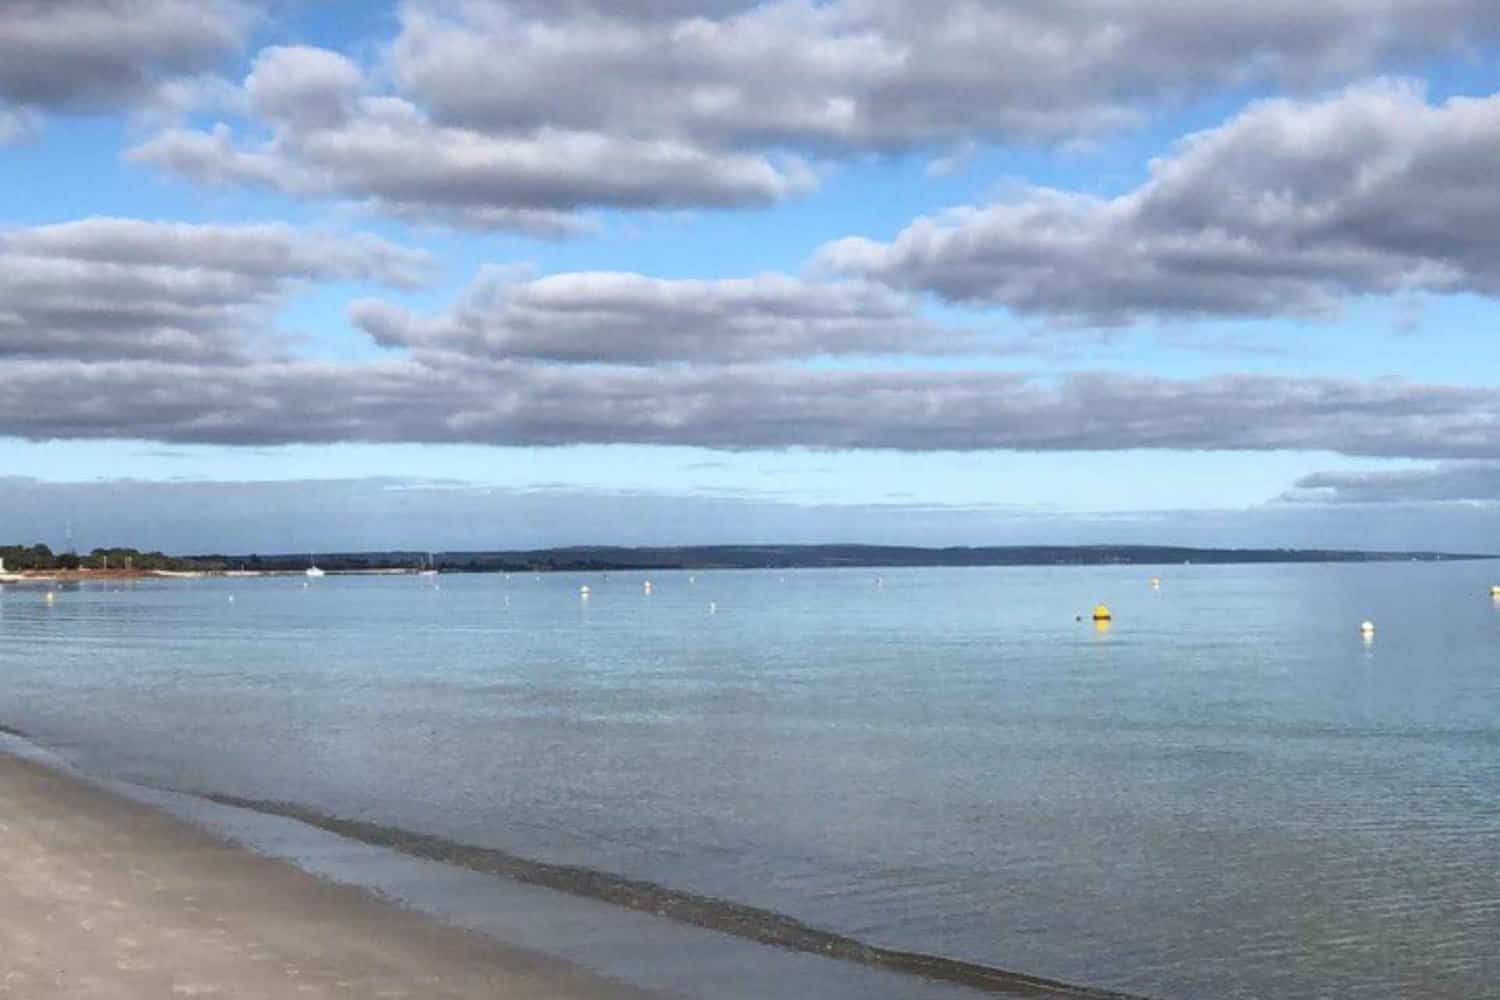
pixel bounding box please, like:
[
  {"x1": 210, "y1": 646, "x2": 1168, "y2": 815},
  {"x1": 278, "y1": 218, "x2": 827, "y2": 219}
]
[{"x1": 7, "y1": 0, "x2": 1500, "y2": 545}]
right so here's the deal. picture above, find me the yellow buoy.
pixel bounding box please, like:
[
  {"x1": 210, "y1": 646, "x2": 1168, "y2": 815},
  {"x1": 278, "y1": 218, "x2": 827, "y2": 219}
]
[
  {"x1": 1149, "y1": 577, "x2": 1161, "y2": 589},
  {"x1": 1490, "y1": 585, "x2": 1500, "y2": 597},
  {"x1": 1092, "y1": 603, "x2": 1112, "y2": 622}
]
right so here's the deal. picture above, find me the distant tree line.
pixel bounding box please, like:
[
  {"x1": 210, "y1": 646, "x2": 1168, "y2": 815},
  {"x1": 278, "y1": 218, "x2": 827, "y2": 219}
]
[{"x1": 0, "y1": 544, "x2": 225, "y2": 572}]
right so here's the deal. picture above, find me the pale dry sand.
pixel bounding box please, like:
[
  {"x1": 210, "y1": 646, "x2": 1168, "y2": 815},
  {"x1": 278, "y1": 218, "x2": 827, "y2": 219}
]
[{"x1": 0, "y1": 753, "x2": 650, "y2": 999}]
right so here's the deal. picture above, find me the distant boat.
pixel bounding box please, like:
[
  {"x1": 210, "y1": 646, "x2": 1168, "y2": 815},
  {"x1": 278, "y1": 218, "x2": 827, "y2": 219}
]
[
  {"x1": 418, "y1": 552, "x2": 438, "y2": 578},
  {"x1": 306, "y1": 556, "x2": 325, "y2": 578}
]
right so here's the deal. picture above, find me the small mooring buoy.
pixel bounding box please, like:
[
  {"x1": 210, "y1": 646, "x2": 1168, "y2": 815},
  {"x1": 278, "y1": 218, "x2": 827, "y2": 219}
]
[
  {"x1": 1149, "y1": 577, "x2": 1161, "y2": 589},
  {"x1": 1092, "y1": 603, "x2": 1112, "y2": 622},
  {"x1": 1490, "y1": 585, "x2": 1500, "y2": 597},
  {"x1": 1360, "y1": 620, "x2": 1375, "y2": 638},
  {"x1": 579, "y1": 585, "x2": 591, "y2": 599},
  {"x1": 643, "y1": 580, "x2": 654, "y2": 594}
]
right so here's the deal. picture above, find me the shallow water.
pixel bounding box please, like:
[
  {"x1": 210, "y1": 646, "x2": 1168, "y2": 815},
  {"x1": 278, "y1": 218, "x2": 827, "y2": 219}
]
[{"x1": 3, "y1": 562, "x2": 1500, "y2": 998}]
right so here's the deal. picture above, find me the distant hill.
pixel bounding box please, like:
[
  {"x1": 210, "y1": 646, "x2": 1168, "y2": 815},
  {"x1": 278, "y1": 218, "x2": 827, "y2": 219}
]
[{"x1": 193, "y1": 544, "x2": 1494, "y2": 574}]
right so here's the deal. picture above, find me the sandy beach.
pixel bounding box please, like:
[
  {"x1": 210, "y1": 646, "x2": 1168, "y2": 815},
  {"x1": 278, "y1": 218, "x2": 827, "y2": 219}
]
[{"x1": 0, "y1": 752, "x2": 647, "y2": 999}]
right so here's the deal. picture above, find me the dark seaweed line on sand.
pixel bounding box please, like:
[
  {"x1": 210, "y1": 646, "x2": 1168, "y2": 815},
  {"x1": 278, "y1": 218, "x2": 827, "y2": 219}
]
[{"x1": 206, "y1": 794, "x2": 1150, "y2": 999}]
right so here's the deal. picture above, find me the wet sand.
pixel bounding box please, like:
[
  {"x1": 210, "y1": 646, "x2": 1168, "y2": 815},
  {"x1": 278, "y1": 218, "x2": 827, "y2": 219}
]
[{"x1": 0, "y1": 752, "x2": 648, "y2": 999}]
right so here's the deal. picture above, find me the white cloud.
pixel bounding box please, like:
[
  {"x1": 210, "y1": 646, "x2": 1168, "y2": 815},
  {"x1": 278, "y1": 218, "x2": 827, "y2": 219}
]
[
  {"x1": 394, "y1": 0, "x2": 1500, "y2": 149},
  {"x1": 0, "y1": 218, "x2": 432, "y2": 362},
  {"x1": 822, "y1": 82, "x2": 1500, "y2": 324},
  {"x1": 0, "y1": 106, "x2": 36, "y2": 145},
  {"x1": 131, "y1": 1, "x2": 1500, "y2": 231},
  {"x1": 132, "y1": 43, "x2": 816, "y2": 233},
  {"x1": 350, "y1": 267, "x2": 974, "y2": 363}
]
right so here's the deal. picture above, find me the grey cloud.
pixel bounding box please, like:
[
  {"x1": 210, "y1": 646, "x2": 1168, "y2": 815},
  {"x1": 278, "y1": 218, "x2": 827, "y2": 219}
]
[
  {"x1": 822, "y1": 83, "x2": 1500, "y2": 324},
  {"x1": 0, "y1": 0, "x2": 249, "y2": 112},
  {"x1": 0, "y1": 218, "x2": 431, "y2": 361},
  {"x1": 4, "y1": 354, "x2": 1500, "y2": 458},
  {"x1": 350, "y1": 267, "x2": 974, "y2": 363},
  {"x1": 394, "y1": 0, "x2": 1500, "y2": 151},
  {"x1": 1284, "y1": 464, "x2": 1500, "y2": 504}
]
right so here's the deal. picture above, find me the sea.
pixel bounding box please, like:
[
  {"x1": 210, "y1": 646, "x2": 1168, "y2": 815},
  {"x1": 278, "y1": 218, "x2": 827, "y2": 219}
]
[{"x1": 3, "y1": 560, "x2": 1499, "y2": 999}]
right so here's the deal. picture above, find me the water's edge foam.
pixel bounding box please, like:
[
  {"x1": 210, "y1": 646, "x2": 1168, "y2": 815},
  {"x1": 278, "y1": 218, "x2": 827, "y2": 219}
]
[{"x1": 203, "y1": 792, "x2": 1149, "y2": 999}]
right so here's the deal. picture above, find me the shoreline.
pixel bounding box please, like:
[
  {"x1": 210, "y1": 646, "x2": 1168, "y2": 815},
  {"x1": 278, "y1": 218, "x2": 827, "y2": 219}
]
[
  {"x1": 0, "y1": 734, "x2": 1148, "y2": 1000},
  {"x1": 0, "y1": 747, "x2": 649, "y2": 999}
]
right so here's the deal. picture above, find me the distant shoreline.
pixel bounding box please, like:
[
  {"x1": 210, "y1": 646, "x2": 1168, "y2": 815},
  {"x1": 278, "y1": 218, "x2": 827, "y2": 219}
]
[
  {"x1": 188, "y1": 544, "x2": 1497, "y2": 575},
  {"x1": 5, "y1": 545, "x2": 1494, "y2": 583},
  {"x1": 0, "y1": 568, "x2": 415, "y2": 583}
]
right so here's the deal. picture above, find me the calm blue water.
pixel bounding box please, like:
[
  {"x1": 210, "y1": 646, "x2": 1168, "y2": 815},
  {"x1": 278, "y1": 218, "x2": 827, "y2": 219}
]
[{"x1": 4, "y1": 562, "x2": 1500, "y2": 998}]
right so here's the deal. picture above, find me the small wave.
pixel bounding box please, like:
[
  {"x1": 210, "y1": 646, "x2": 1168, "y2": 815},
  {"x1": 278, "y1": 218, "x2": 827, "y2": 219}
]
[{"x1": 203, "y1": 793, "x2": 1149, "y2": 999}]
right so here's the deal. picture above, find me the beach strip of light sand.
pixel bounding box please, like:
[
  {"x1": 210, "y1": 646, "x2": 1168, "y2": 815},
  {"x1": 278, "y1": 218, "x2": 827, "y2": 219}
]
[{"x1": 0, "y1": 751, "x2": 648, "y2": 999}]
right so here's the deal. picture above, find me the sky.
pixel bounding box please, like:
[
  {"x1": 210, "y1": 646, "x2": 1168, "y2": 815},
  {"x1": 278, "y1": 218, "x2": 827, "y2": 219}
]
[{"x1": 6, "y1": 0, "x2": 1500, "y2": 553}]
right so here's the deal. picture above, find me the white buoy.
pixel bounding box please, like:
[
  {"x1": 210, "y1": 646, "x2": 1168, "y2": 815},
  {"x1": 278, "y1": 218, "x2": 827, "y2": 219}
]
[
  {"x1": 228, "y1": 595, "x2": 235, "y2": 603},
  {"x1": 643, "y1": 580, "x2": 654, "y2": 594},
  {"x1": 709, "y1": 601, "x2": 717, "y2": 614},
  {"x1": 580, "y1": 585, "x2": 591, "y2": 598},
  {"x1": 1360, "y1": 620, "x2": 1375, "y2": 639},
  {"x1": 44, "y1": 591, "x2": 55, "y2": 603}
]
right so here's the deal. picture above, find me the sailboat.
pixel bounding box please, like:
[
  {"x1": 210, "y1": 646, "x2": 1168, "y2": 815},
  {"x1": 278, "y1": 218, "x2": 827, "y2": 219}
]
[
  {"x1": 418, "y1": 553, "x2": 438, "y2": 578},
  {"x1": 305, "y1": 555, "x2": 326, "y2": 578}
]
